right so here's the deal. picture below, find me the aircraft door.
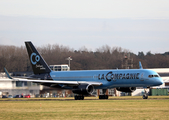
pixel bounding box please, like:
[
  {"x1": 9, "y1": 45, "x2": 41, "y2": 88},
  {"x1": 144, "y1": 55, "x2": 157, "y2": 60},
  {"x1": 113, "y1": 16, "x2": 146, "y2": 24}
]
[
  {"x1": 140, "y1": 73, "x2": 144, "y2": 81},
  {"x1": 112, "y1": 72, "x2": 116, "y2": 82}
]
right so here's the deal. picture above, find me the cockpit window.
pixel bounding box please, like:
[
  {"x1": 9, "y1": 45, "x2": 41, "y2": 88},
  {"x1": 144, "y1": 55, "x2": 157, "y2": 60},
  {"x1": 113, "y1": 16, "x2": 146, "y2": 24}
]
[
  {"x1": 154, "y1": 75, "x2": 159, "y2": 77},
  {"x1": 148, "y1": 75, "x2": 159, "y2": 78}
]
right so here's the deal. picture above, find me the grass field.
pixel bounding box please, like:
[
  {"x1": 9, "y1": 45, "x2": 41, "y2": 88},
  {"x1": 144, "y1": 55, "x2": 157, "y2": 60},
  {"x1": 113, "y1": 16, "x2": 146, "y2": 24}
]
[{"x1": 0, "y1": 96, "x2": 169, "y2": 120}]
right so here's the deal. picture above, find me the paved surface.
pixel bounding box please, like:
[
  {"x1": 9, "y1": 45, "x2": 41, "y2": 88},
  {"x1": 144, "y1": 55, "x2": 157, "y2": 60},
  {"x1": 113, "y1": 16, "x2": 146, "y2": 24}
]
[{"x1": 1, "y1": 97, "x2": 169, "y2": 101}]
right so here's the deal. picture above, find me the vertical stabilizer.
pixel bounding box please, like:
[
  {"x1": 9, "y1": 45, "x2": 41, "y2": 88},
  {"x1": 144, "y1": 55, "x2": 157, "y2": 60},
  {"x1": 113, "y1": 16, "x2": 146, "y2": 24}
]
[
  {"x1": 139, "y1": 61, "x2": 143, "y2": 69},
  {"x1": 25, "y1": 41, "x2": 51, "y2": 74}
]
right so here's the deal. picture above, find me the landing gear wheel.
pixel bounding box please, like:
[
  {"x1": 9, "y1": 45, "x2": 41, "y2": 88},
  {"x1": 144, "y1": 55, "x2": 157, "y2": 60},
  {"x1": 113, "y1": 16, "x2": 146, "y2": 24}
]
[
  {"x1": 105, "y1": 95, "x2": 108, "y2": 99},
  {"x1": 142, "y1": 88, "x2": 148, "y2": 99},
  {"x1": 99, "y1": 95, "x2": 108, "y2": 99},
  {"x1": 143, "y1": 94, "x2": 148, "y2": 99},
  {"x1": 74, "y1": 96, "x2": 84, "y2": 100},
  {"x1": 99, "y1": 89, "x2": 108, "y2": 99}
]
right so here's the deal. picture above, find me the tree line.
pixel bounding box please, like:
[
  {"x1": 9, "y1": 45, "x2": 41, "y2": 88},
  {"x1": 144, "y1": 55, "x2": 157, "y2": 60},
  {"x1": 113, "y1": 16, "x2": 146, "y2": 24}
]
[{"x1": 0, "y1": 44, "x2": 169, "y2": 72}]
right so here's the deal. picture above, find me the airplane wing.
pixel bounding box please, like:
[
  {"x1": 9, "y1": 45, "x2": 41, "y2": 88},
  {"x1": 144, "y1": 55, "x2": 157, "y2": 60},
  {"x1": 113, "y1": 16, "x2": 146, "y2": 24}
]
[
  {"x1": 11, "y1": 78, "x2": 102, "y2": 86},
  {"x1": 4, "y1": 68, "x2": 102, "y2": 86}
]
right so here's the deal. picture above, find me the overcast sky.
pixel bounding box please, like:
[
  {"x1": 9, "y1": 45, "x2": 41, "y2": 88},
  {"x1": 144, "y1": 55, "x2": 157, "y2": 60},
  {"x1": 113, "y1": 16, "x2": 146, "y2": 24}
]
[{"x1": 0, "y1": 0, "x2": 169, "y2": 54}]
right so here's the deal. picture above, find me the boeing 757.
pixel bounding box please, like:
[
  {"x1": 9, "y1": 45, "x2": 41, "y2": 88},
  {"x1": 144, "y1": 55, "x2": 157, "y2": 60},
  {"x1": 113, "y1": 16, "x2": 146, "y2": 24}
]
[{"x1": 5, "y1": 41, "x2": 163, "y2": 100}]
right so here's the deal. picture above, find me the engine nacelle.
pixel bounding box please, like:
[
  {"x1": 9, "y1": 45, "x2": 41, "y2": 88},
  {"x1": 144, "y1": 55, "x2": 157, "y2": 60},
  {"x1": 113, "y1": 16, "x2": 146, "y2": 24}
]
[
  {"x1": 72, "y1": 84, "x2": 94, "y2": 95},
  {"x1": 116, "y1": 87, "x2": 136, "y2": 92}
]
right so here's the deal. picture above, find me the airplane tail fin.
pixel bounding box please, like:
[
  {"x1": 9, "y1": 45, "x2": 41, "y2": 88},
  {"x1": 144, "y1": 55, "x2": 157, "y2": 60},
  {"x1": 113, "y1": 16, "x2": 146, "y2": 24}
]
[
  {"x1": 139, "y1": 61, "x2": 143, "y2": 69},
  {"x1": 25, "y1": 41, "x2": 51, "y2": 74}
]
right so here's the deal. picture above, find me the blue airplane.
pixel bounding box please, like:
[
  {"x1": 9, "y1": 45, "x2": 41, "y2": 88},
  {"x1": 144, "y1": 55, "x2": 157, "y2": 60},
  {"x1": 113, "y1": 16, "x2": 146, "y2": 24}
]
[{"x1": 4, "y1": 41, "x2": 163, "y2": 100}]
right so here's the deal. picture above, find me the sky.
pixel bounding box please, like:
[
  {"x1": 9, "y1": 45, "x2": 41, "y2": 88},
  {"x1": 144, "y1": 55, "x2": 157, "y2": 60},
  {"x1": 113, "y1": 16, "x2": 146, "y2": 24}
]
[{"x1": 0, "y1": 0, "x2": 169, "y2": 54}]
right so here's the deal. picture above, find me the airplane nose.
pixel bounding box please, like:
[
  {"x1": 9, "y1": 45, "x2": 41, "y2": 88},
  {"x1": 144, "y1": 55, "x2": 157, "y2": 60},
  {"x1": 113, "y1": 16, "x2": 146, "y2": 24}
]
[{"x1": 157, "y1": 78, "x2": 163, "y2": 85}]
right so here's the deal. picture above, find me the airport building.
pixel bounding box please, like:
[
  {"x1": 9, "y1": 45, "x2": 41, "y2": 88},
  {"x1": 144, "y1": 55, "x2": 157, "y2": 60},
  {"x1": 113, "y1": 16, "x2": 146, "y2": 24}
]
[{"x1": 0, "y1": 72, "x2": 40, "y2": 97}]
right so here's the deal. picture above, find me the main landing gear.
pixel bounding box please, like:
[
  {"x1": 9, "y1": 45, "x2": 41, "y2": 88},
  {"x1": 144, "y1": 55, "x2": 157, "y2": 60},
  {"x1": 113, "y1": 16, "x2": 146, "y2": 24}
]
[
  {"x1": 99, "y1": 89, "x2": 108, "y2": 99},
  {"x1": 142, "y1": 88, "x2": 148, "y2": 99},
  {"x1": 99, "y1": 95, "x2": 108, "y2": 99},
  {"x1": 74, "y1": 95, "x2": 84, "y2": 100},
  {"x1": 74, "y1": 89, "x2": 109, "y2": 100}
]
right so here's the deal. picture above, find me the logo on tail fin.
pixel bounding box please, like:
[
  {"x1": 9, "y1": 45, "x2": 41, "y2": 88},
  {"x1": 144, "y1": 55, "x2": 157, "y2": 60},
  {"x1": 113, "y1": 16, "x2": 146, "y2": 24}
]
[{"x1": 30, "y1": 53, "x2": 40, "y2": 65}]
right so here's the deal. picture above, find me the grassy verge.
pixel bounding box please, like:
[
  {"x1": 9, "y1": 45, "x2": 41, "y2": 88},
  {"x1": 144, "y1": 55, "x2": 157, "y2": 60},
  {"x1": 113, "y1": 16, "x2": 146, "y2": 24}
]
[{"x1": 0, "y1": 96, "x2": 169, "y2": 120}]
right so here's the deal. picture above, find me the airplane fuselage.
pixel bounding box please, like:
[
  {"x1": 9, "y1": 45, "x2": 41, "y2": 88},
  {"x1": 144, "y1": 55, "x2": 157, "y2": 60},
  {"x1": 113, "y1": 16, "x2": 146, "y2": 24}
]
[{"x1": 50, "y1": 69, "x2": 163, "y2": 89}]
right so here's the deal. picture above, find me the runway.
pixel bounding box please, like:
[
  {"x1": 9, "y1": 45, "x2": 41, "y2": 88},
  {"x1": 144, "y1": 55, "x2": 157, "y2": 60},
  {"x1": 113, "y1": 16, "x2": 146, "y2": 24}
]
[{"x1": 1, "y1": 96, "x2": 169, "y2": 101}]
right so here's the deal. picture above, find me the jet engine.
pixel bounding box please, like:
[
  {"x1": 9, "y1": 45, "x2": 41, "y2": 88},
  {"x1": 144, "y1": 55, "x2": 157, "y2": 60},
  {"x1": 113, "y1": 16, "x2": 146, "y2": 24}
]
[
  {"x1": 72, "y1": 84, "x2": 94, "y2": 95},
  {"x1": 116, "y1": 87, "x2": 136, "y2": 92}
]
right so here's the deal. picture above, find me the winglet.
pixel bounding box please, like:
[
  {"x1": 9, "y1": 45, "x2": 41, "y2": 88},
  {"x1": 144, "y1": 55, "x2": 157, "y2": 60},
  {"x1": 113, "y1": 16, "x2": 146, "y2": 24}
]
[
  {"x1": 139, "y1": 61, "x2": 143, "y2": 69},
  {"x1": 4, "y1": 68, "x2": 12, "y2": 79}
]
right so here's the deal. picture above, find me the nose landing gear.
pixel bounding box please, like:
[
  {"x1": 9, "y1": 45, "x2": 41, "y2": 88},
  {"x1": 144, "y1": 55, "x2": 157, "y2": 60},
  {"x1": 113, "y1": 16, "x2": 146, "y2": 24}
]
[{"x1": 143, "y1": 88, "x2": 148, "y2": 99}]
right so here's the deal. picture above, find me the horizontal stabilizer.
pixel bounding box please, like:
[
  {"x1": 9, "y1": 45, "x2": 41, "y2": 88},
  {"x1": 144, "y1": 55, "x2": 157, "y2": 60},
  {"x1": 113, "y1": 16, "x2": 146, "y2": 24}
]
[{"x1": 4, "y1": 68, "x2": 12, "y2": 79}]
